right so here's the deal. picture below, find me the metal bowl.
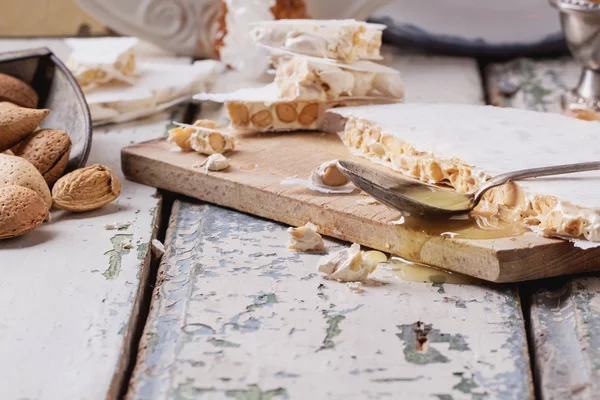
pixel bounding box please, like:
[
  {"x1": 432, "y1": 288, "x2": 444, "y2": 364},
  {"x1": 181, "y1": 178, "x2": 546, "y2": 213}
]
[{"x1": 0, "y1": 47, "x2": 92, "y2": 170}]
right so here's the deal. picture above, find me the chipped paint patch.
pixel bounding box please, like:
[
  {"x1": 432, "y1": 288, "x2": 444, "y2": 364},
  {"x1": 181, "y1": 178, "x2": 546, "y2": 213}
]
[
  {"x1": 225, "y1": 385, "x2": 288, "y2": 399},
  {"x1": 137, "y1": 242, "x2": 149, "y2": 262},
  {"x1": 102, "y1": 234, "x2": 133, "y2": 279},
  {"x1": 317, "y1": 283, "x2": 329, "y2": 301},
  {"x1": 226, "y1": 316, "x2": 261, "y2": 333},
  {"x1": 247, "y1": 293, "x2": 278, "y2": 312},
  {"x1": 184, "y1": 323, "x2": 216, "y2": 335},
  {"x1": 207, "y1": 338, "x2": 241, "y2": 348},
  {"x1": 433, "y1": 395, "x2": 454, "y2": 400},
  {"x1": 453, "y1": 375, "x2": 482, "y2": 396},
  {"x1": 371, "y1": 376, "x2": 423, "y2": 383},
  {"x1": 396, "y1": 323, "x2": 470, "y2": 365},
  {"x1": 319, "y1": 314, "x2": 345, "y2": 351},
  {"x1": 432, "y1": 283, "x2": 445, "y2": 294},
  {"x1": 274, "y1": 371, "x2": 300, "y2": 379},
  {"x1": 318, "y1": 305, "x2": 363, "y2": 351},
  {"x1": 172, "y1": 378, "x2": 215, "y2": 400}
]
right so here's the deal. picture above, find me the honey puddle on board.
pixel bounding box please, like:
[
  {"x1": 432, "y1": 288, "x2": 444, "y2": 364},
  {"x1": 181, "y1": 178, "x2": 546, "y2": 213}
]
[
  {"x1": 237, "y1": 163, "x2": 258, "y2": 171},
  {"x1": 396, "y1": 213, "x2": 530, "y2": 240},
  {"x1": 385, "y1": 213, "x2": 529, "y2": 284},
  {"x1": 389, "y1": 257, "x2": 477, "y2": 285}
]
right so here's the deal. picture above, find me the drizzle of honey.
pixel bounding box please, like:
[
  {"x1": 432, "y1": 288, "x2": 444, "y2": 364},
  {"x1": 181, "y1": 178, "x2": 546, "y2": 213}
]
[
  {"x1": 387, "y1": 213, "x2": 529, "y2": 277},
  {"x1": 395, "y1": 185, "x2": 473, "y2": 211},
  {"x1": 389, "y1": 256, "x2": 477, "y2": 285},
  {"x1": 397, "y1": 214, "x2": 530, "y2": 240},
  {"x1": 237, "y1": 163, "x2": 258, "y2": 172},
  {"x1": 363, "y1": 250, "x2": 388, "y2": 264}
]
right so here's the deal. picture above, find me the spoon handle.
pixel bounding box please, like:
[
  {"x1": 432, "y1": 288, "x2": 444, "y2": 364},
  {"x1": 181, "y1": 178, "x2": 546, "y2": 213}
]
[{"x1": 473, "y1": 161, "x2": 600, "y2": 204}]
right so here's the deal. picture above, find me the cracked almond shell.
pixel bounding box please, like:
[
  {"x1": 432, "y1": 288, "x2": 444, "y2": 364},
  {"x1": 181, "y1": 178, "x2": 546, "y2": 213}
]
[
  {"x1": 0, "y1": 103, "x2": 50, "y2": 152},
  {"x1": 14, "y1": 129, "x2": 72, "y2": 187},
  {"x1": 0, "y1": 73, "x2": 38, "y2": 108},
  {"x1": 0, "y1": 153, "x2": 52, "y2": 209},
  {"x1": 0, "y1": 185, "x2": 48, "y2": 239},
  {"x1": 52, "y1": 164, "x2": 121, "y2": 212}
]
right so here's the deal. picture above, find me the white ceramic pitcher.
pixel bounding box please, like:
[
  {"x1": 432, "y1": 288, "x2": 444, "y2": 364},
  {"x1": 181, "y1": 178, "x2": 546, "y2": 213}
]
[{"x1": 75, "y1": 0, "x2": 390, "y2": 58}]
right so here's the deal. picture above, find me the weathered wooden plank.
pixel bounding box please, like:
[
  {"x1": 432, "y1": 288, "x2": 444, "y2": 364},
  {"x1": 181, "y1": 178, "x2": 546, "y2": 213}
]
[
  {"x1": 486, "y1": 58, "x2": 600, "y2": 399},
  {"x1": 486, "y1": 57, "x2": 580, "y2": 112},
  {"x1": 0, "y1": 39, "x2": 185, "y2": 399},
  {"x1": 128, "y1": 200, "x2": 532, "y2": 400},
  {"x1": 128, "y1": 54, "x2": 533, "y2": 399},
  {"x1": 0, "y1": 113, "x2": 180, "y2": 399}
]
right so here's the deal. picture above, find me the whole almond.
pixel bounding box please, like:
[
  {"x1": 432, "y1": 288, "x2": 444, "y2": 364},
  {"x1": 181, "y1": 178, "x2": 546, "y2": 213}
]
[
  {"x1": 0, "y1": 153, "x2": 51, "y2": 209},
  {"x1": 14, "y1": 129, "x2": 72, "y2": 187},
  {"x1": 52, "y1": 164, "x2": 121, "y2": 212},
  {"x1": 0, "y1": 103, "x2": 50, "y2": 152},
  {"x1": 0, "y1": 73, "x2": 38, "y2": 108},
  {"x1": 0, "y1": 185, "x2": 48, "y2": 239}
]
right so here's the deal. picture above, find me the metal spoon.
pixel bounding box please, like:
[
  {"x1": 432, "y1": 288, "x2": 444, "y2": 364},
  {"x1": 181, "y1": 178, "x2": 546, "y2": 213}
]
[{"x1": 337, "y1": 160, "x2": 600, "y2": 217}]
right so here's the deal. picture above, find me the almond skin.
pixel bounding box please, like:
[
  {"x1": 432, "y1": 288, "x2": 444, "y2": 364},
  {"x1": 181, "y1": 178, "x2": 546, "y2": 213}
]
[
  {"x1": 14, "y1": 129, "x2": 72, "y2": 187},
  {"x1": 0, "y1": 153, "x2": 52, "y2": 210},
  {"x1": 0, "y1": 185, "x2": 48, "y2": 239},
  {"x1": 52, "y1": 164, "x2": 121, "y2": 212},
  {"x1": 0, "y1": 103, "x2": 50, "y2": 152},
  {"x1": 0, "y1": 73, "x2": 38, "y2": 109}
]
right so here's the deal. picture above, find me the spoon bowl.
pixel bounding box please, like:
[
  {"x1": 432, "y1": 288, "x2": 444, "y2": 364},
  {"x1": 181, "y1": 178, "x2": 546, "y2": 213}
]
[{"x1": 337, "y1": 160, "x2": 600, "y2": 217}]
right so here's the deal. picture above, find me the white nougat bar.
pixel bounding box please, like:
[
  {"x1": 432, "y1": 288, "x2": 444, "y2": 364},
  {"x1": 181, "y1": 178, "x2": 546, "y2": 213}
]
[
  {"x1": 250, "y1": 19, "x2": 385, "y2": 62},
  {"x1": 66, "y1": 37, "x2": 138, "y2": 91},
  {"x1": 194, "y1": 83, "x2": 399, "y2": 132},
  {"x1": 224, "y1": 97, "x2": 395, "y2": 131}
]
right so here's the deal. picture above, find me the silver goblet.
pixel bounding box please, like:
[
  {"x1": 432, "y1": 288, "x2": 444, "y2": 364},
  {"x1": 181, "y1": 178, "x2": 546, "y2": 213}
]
[{"x1": 550, "y1": 0, "x2": 600, "y2": 112}]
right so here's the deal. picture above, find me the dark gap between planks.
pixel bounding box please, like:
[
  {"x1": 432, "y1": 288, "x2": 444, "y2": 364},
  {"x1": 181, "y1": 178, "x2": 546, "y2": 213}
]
[
  {"x1": 117, "y1": 103, "x2": 197, "y2": 399},
  {"x1": 116, "y1": 191, "x2": 177, "y2": 400}
]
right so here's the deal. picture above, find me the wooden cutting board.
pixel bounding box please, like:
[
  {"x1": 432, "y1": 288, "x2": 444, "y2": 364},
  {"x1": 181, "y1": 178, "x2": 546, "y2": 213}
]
[{"x1": 121, "y1": 131, "x2": 600, "y2": 282}]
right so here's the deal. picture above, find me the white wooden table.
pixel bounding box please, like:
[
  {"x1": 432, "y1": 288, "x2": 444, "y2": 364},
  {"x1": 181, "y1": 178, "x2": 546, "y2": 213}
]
[{"x1": 0, "y1": 39, "x2": 597, "y2": 400}]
